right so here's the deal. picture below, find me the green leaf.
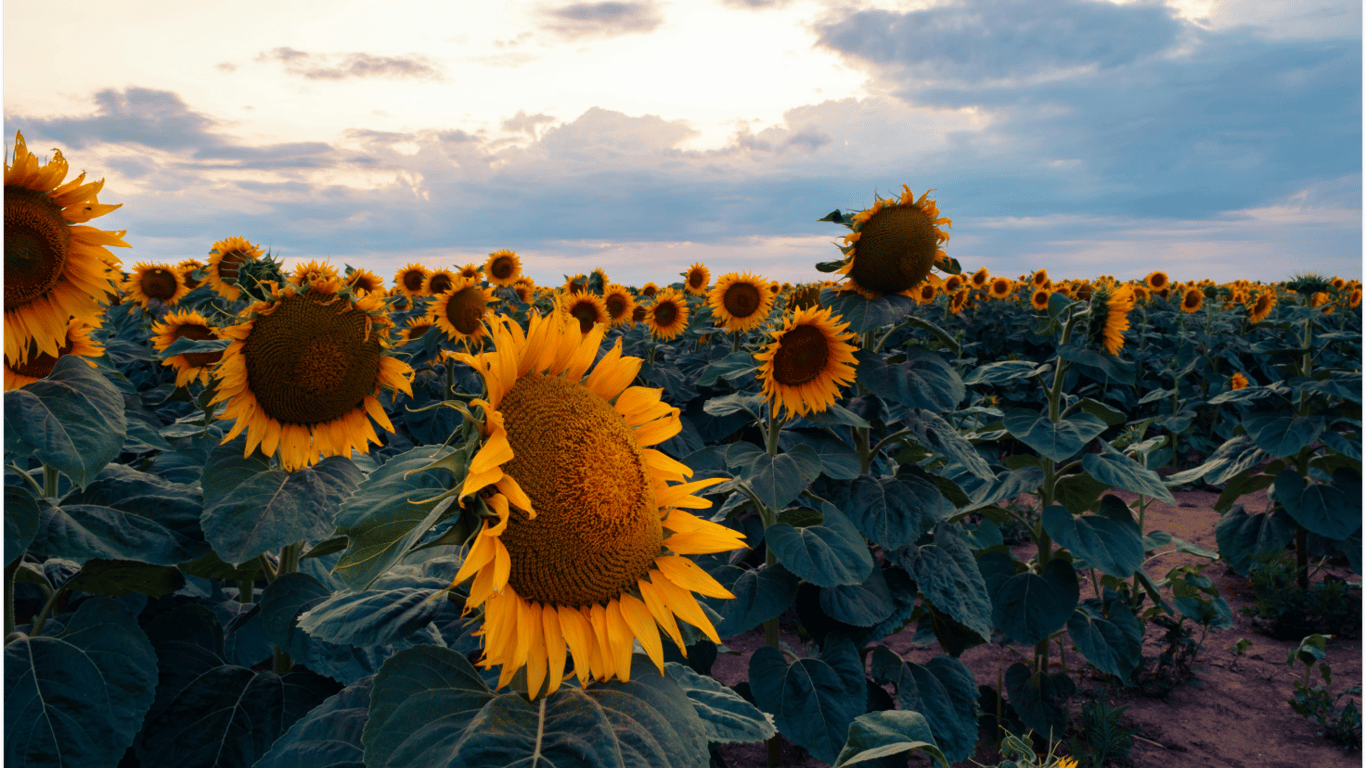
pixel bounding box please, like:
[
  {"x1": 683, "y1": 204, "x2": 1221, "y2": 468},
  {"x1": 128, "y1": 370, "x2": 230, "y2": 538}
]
[
  {"x1": 664, "y1": 662, "x2": 776, "y2": 744},
  {"x1": 1003, "y1": 662, "x2": 1074, "y2": 742},
  {"x1": 902, "y1": 316, "x2": 961, "y2": 355},
  {"x1": 1057, "y1": 344, "x2": 1135, "y2": 385},
  {"x1": 200, "y1": 437, "x2": 272, "y2": 505},
  {"x1": 259, "y1": 572, "x2": 396, "y2": 685},
  {"x1": 1244, "y1": 412, "x2": 1325, "y2": 459},
  {"x1": 1053, "y1": 470, "x2": 1111, "y2": 515},
  {"x1": 1076, "y1": 398, "x2": 1127, "y2": 427},
  {"x1": 894, "y1": 526, "x2": 993, "y2": 645},
  {"x1": 1042, "y1": 501, "x2": 1144, "y2": 578},
  {"x1": 364, "y1": 647, "x2": 710, "y2": 768},
  {"x1": 703, "y1": 564, "x2": 799, "y2": 637},
  {"x1": 64, "y1": 558, "x2": 186, "y2": 598},
  {"x1": 1214, "y1": 505, "x2": 1297, "y2": 576},
  {"x1": 201, "y1": 456, "x2": 364, "y2": 566},
  {"x1": 34, "y1": 502, "x2": 206, "y2": 566},
  {"x1": 5, "y1": 484, "x2": 40, "y2": 565},
  {"x1": 766, "y1": 504, "x2": 873, "y2": 587},
  {"x1": 979, "y1": 552, "x2": 1080, "y2": 647},
  {"x1": 962, "y1": 360, "x2": 1043, "y2": 386},
  {"x1": 749, "y1": 634, "x2": 867, "y2": 764},
  {"x1": 779, "y1": 430, "x2": 861, "y2": 481},
  {"x1": 855, "y1": 349, "x2": 965, "y2": 412},
  {"x1": 1003, "y1": 409, "x2": 1107, "y2": 463},
  {"x1": 1067, "y1": 589, "x2": 1143, "y2": 681},
  {"x1": 255, "y1": 677, "x2": 372, "y2": 768},
  {"x1": 696, "y1": 352, "x2": 758, "y2": 388},
  {"x1": 158, "y1": 335, "x2": 231, "y2": 357},
  {"x1": 836, "y1": 473, "x2": 937, "y2": 551},
  {"x1": 820, "y1": 566, "x2": 894, "y2": 627},
  {"x1": 1164, "y1": 435, "x2": 1269, "y2": 486},
  {"x1": 3, "y1": 356, "x2": 127, "y2": 489},
  {"x1": 822, "y1": 290, "x2": 918, "y2": 334},
  {"x1": 902, "y1": 410, "x2": 995, "y2": 481},
  {"x1": 703, "y1": 393, "x2": 766, "y2": 419},
  {"x1": 868, "y1": 646, "x2": 977, "y2": 764},
  {"x1": 297, "y1": 587, "x2": 448, "y2": 647},
  {"x1": 832, "y1": 710, "x2": 949, "y2": 768},
  {"x1": 737, "y1": 444, "x2": 822, "y2": 511},
  {"x1": 332, "y1": 446, "x2": 459, "y2": 590},
  {"x1": 962, "y1": 466, "x2": 1045, "y2": 513},
  {"x1": 1273, "y1": 469, "x2": 1361, "y2": 540},
  {"x1": 5, "y1": 597, "x2": 157, "y2": 768}
]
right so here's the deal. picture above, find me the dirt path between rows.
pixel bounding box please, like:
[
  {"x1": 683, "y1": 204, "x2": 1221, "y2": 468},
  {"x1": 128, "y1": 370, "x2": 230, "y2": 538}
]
[{"x1": 713, "y1": 486, "x2": 1363, "y2": 768}]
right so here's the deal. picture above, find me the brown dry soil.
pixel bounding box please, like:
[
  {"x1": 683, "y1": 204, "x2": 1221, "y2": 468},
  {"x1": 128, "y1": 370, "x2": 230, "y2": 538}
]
[{"x1": 712, "y1": 486, "x2": 1363, "y2": 768}]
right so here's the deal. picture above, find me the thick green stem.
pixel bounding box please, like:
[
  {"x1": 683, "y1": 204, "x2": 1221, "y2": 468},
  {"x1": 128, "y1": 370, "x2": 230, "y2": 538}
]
[
  {"x1": 271, "y1": 542, "x2": 303, "y2": 673},
  {"x1": 764, "y1": 407, "x2": 782, "y2": 456},
  {"x1": 854, "y1": 427, "x2": 872, "y2": 476},
  {"x1": 1296, "y1": 527, "x2": 1310, "y2": 592},
  {"x1": 42, "y1": 465, "x2": 59, "y2": 500},
  {"x1": 4, "y1": 559, "x2": 18, "y2": 638},
  {"x1": 30, "y1": 582, "x2": 71, "y2": 637},
  {"x1": 237, "y1": 579, "x2": 255, "y2": 604},
  {"x1": 731, "y1": 333, "x2": 741, "y2": 354}
]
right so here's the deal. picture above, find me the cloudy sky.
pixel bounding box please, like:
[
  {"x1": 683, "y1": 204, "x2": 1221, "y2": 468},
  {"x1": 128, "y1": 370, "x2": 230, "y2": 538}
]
[{"x1": 5, "y1": 0, "x2": 1361, "y2": 287}]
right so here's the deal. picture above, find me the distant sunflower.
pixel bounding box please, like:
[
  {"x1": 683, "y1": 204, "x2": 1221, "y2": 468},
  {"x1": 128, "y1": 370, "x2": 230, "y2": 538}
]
[
  {"x1": 970, "y1": 267, "x2": 990, "y2": 290},
  {"x1": 449, "y1": 310, "x2": 745, "y2": 695},
  {"x1": 178, "y1": 259, "x2": 206, "y2": 290},
  {"x1": 755, "y1": 306, "x2": 858, "y2": 417},
  {"x1": 590, "y1": 267, "x2": 610, "y2": 288},
  {"x1": 1230, "y1": 372, "x2": 1249, "y2": 391},
  {"x1": 1247, "y1": 291, "x2": 1276, "y2": 323},
  {"x1": 1131, "y1": 285, "x2": 1149, "y2": 302},
  {"x1": 564, "y1": 273, "x2": 589, "y2": 295},
  {"x1": 1350, "y1": 288, "x2": 1362, "y2": 308},
  {"x1": 709, "y1": 272, "x2": 773, "y2": 333},
  {"x1": 124, "y1": 262, "x2": 189, "y2": 308},
  {"x1": 916, "y1": 282, "x2": 938, "y2": 304},
  {"x1": 206, "y1": 236, "x2": 263, "y2": 302},
  {"x1": 4, "y1": 318, "x2": 103, "y2": 391},
  {"x1": 424, "y1": 268, "x2": 457, "y2": 296},
  {"x1": 988, "y1": 277, "x2": 1014, "y2": 300},
  {"x1": 1030, "y1": 288, "x2": 1051, "y2": 311},
  {"x1": 459, "y1": 263, "x2": 483, "y2": 280},
  {"x1": 1331, "y1": 277, "x2": 1346, "y2": 291},
  {"x1": 210, "y1": 281, "x2": 413, "y2": 471},
  {"x1": 948, "y1": 289, "x2": 969, "y2": 314},
  {"x1": 639, "y1": 282, "x2": 659, "y2": 299},
  {"x1": 1145, "y1": 271, "x2": 1169, "y2": 291},
  {"x1": 1180, "y1": 288, "x2": 1204, "y2": 313},
  {"x1": 511, "y1": 278, "x2": 536, "y2": 305},
  {"x1": 943, "y1": 274, "x2": 966, "y2": 293},
  {"x1": 288, "y1": 259, "x2": 339, "y2": 286},
  {"x1": 485, "y1": 250, "x2": 521, "y2": 287},
  {"x1": 1054, "y1": 285, "x2": 1072, "y2": 299},
  {"x1": 400, "y1": 317, "x2": 436, "y2": 344},
  {"x1": 5, "y1": 131, "x2": 126, "y2": 364},
  {"x1": 631, "y1": 305, "x2": 648, "y2": 324},
  {"x1": 564, "y1": 292, "x2": 608, "y2": 334},
  {"x1": 789, "y1": 283, "x2": 822, "y2": 311},
  {"x1": 602, "y1": 284, "x2": 636, "y2": 328},
  {"x1": 1031, "y1": 269, "x2": 1049, "y2": 287},
  {"x1": 683, "y1": 263, "x2": 710, "y2": 296},
  {"x1": 394, "y1": 263, "x2": 430, "y2": 298},
  {"x1": 429, "y1": 276, "x2": 497, "y2": 347},
  {"x1": 1095, "y1": 285, "x2": 1135, "y2": 355},
  {"x1": 345, "y1": 268, "x2": 385, "y2": 296},
  {"x1": 1074, "y1": 281, "x2": 1095, "y2": 301},
  {"x1": 646, "y1": 288, "x2": 689, "y2": 340},
  {"x1": 768, "y1": 281, "x2": 781, "y2": 295},
  {"x1": 836, "y1": 185, "x2": 951, "y2": 298},
  {"x1": 150, "y1": 309, "x2": 223, "y2": 387}
]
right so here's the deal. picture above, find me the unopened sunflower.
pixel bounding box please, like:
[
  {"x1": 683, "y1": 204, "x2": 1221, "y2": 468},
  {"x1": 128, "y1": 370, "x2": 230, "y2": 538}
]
[
  {"x1": 210, "y1": 280, "x2": 413, "y2": 471},
  {"x1": 5, "y1": 131, "x2": 126, "y2": 364},
  {"x1": 425, "y1": 267, "x2": 457, "y2": 296},
  {"x1": 602, "y1": 284, "x2": 636, "y2": 328},
  {"x1": 833, "y1": 185, "x2": 950, "y2": 298},
  {"x1": 345, "y1": 268, "x2": 385, "y2": 296},
  {"x1": 1180, "y1": 288, "x2": 1204, "y2": 313},
  {"x1": 124, "y1": 262, "x2": 189, "y2": 308},
  {"x1": 646, "y1": 288, "x2": 689, "y2": 340},
  {"x1": 484, "y1": 249, "x2": 521, "y2": 287},
  {"x1": 709, "y1": 272, "x2": 773, "y2": 333},
  {"x1": 151, "y1": 309, "x2": 224, "y2": 387},
  {"x1": 1246, "y1": 291, "x2": 1276, "y2": 322},
  {"x1": 206, "y1": 236, "x2": 263, "y2": 302},
  {"x1": 429, "y1": 276, "x2": 497, "y2": 347},
  {"x1": 393, "y1": 263, "x2": 430, "y2": 298},
  {"x1": 755, "y1": 306, "x2": 858, "y2": 417},
  {"x1": 683, "y1": 262, "x2": 710, "y2": 296},
  {"x1": 449, "y1": 310, "x2": 746, "y2": 696},
  {"x1": 4, "y1": 318, "x2": 103, "y2": 391},
  {"x1": 564, "y1": 291, "x2": 608, "y2": 333}
]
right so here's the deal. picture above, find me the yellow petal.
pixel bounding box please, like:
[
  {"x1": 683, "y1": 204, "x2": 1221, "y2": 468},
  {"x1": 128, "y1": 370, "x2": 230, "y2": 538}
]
[
  {"x1": 604, "y1": 600, "x2": 636, "y2": 682},
  {"x1": 654, "y1": 555, "x2": 734, "y2": 599},
  {"x1": 557, "y1": 605, "x2": 595, "y2": 687},
  {"x1": 618, "y1": 593, "x2": 664, "y2": 674},
  {"x1": 542, "y1": 605, "x2": 567, "y2": 695}
]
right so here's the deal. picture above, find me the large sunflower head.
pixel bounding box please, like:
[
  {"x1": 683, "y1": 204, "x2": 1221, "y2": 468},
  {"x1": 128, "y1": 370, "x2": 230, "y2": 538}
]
[
  {"x1": 485, "y1": 249, "x2": 521, "y2": 287},
  {"x1": 429, "y1": 276, "x2": 498, "y2": 347},
  {"x1": 1247, "y1": 290, "x2": 1276, "y2": 323},
  {"x1": 1180, "y1": 288, "x2": 1204, "y2": 313},
  {"x1": 288, "y1": 259, "x2": 340, "y2": 287},
  {"x1": 206, "y1": 236, "x2": 263, "y2": 302},
  {"x1": 448, "y1": 310, "x2": 746, "y2": 695},
  {"x1": 345, "y1": 267, "x2": 386, "y2": 296},
  {"x1": 124, "y1": 262, "x2": 189, "y2": 308},
  {"x1": 208, "y1": 280, "x2": 413, "y2": 471},
  {"x1": 754, "y1": 306, "x2": 859, "y2": 417},
  {"x1": 563, "y1": 291, "x2": 609, "y2": 334},
  {"x1": 393, "y1": 263, "x2": 430, "y2": 298},
  {"x1": 150, "y1": 309, "x2": 223, "y2": 387},
  {"x1": 836, "y1": 185, "x2": 951, "y2": 298},
  {"x1": 683, "y1": 262, "x2": 710, "y2": 296},
  {"x1": 5, "y1": 131, "x2": 126, "y2": 365},
  {"x1": 645, "y1": 288, "x2": 690, "y2": 340},
  {"x1": 708, "y1": 272, "x2": 774, "y2": 333},
  {"x1": 1030, "y1": 288, "x2": 1051, "y2": 311},
  {"x1": 425, "y1": 268, "x2": 457, "y2": 296},
  {"x1": 602, "y1": 284, "x2": 636, "y2": 328},
  {"x1": 1091, "y1": 285, "x2": 1134, "y2": 356},
  {"x1": 4, "y1": 318, "x2": 103, "y2": 391},
  {"x1": 988, "y1": 277, "x2": 1014, "y2": 300}
]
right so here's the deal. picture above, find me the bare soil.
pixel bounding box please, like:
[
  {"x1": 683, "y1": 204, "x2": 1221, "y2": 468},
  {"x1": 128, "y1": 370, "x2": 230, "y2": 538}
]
[{"x1": 712, "y1": 486, "x2": 1363, "y2": 768}]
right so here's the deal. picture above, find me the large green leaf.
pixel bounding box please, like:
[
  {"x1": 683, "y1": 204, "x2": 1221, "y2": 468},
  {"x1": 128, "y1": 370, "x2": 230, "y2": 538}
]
[
  {"x1": 855, "y1": 348, "x2": 964, "y2": 412},
  {"x1": 1214, "y1": 505, "x2": 1297, "y2": 576},
  {"x1": 979, "y1": 552, "x2": 1079, "y2": 647},
  {"x1": 3, "y1": 356, "x2": 127, "y2": 489},
  {"x1": 868, "y1": 646, "x2": 978, "y2": 764},
  {"x1": 333, "y1": 446, "x2": 460, "y2": 590},
  {"x1": 255, "y1": 677, "x2": 372, "y2": 768},
  {"x1": 199, "y1": 437, "x2": 272, "y2": 505},
  {"x1": 748, "y1": 634, "x2": 866, "y2": 764},
  {"x1": 363, "y1": 646, "x2": 710, "y2": 768},
  {"x1": 962, "y1": 360, "x2": 1043, "y2": 386},
  {"x1": 664, "y1": 662, "x2": 775, "y2": 744},
  {"x1": 778, "y1": 430, "x2": 861, "y2": 481},
  {"x1": 5, "y1": 597, "x2": 157, "y2": 768},
  {"x1": 902, "y1": 410, "x2": 995, "y2": 481},
  {"x1": 1003, "y1": 663, "x2": 1074, "y2": 742},
  {"x1": 1082, "y1": 441, "x2": 1174, "y2": 503},
  {"x1": 5, "y1": 484, "x2": 40, "y2": 565},
  {"x1": 893, "y1": 526, "x2": 993, "y2": 645},
  {"x1": 822, "y1": 290, "x2": 918, "y2": 333},
  {"x1": 1244, "y1": 413, "x2": 1325, "y2": 459},
  {"x1": 836, "y1": 473, "x2": 937, "y2": 551},
  {"x1": 962, "y1": 466, "x2": 1045, "y2": 513},
  {"x1": 1066, "y1": 589, "x2": 1143, "y2": 681},
  {"x1": 695, "y1": 351, "x2": 758, "y2": 387},
  {"x1": 1003, "y1": 409, "x2": 1107, "y2": 463},
  {"x1": 820, "y1": 566, "x2": 893, "y2": 627},
  {"x1": 1165, "y1": 435, "x2": 1269, "y2": 486},
  {"x1": 734, "y1": 444, "x2": 822, "y2": 511},
  {"x1": 1273, "y1": 469, "x2": 1361, "y2": 540},
  {"x1": 1041, "y1": 502, "x2": 1144, "y2": 579},
  {"x1": 33, "y1": 502, "x2": 206, "y2": 566},
  {"x1": 64, "y1": 559, "x2": 185, "y2": 598},
  {"x1": 297, "y1": 587, "x2": 449, "y2": 647},
  {"x1": 832, "y1": 710, "x2": 949, "y2": 768},
  {"x1": 1057, "y1": 344, "x2": 1135, "y2": 385},
  {"x1": 766, "y1": 504, "x2": 873, "y2": 587},
  {"x1": 702, "y1": 564, "x2": 799, "y2": 637}
]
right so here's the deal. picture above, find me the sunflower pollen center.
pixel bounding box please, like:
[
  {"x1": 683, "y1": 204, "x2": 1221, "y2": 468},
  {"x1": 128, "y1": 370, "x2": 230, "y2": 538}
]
[
  {"x1": 446, "y1": 287, "x2": 487, "y2": 335},
  {"x1": 142, "y1": 269, "x2": 180, "y2": 300},
  {"x1": 653, "y1": 302, "x2": 677, "y2": 325},
  {"x1": 4, "y1": 188, "x2": 72, "y2": 308},
  {"x1": 772, "y1": 324, "x2": 830, "y2": 387},
  {"x1": 723, "y1": 283, "x2": 762, "y2": 318}
]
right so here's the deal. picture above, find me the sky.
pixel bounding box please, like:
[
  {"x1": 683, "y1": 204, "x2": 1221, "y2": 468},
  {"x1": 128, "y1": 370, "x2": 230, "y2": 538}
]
[{"x1": 4, "y1": 0, "x2": 1362, "y2": 287}]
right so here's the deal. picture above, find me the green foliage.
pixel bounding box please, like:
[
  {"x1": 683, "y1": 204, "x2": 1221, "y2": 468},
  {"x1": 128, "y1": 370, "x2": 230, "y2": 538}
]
[
  {"x1": 1241, "y1": 551, "x2": 1362, "y2": 640},
  {"x1": 1285, "y1": 634, "x2": 1362, "y2": 751},
  {"x1": 1069, "y1": 693, "x2": 1138, "y2": 768}
]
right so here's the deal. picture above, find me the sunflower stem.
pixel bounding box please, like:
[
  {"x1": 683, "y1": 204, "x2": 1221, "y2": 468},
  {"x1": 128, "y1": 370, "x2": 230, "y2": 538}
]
[
  {"x1": 764, "y1": 407, "x2": 783, "y2": 456},
  {"x1": 42, "y1": 465, "x2": 59, "y2": 500},
  {"x1": 271, "y1": 542, "x2": 302, "y2": 674},
  {"x1": 237, "y1": 579, "x2": 255, "y2": 604},
  {"x1": 30, "y1": 581, "x2": 71, "y2": 638},
  {"x1": 9, "y1": 464, "x2": 45, "y2": 498},
  {"x1": 731, "y1": 332, "x2": 740, "y2": 354},
  {"x1": 4, "y1": 558, "x2": 19, "y2": 639}
]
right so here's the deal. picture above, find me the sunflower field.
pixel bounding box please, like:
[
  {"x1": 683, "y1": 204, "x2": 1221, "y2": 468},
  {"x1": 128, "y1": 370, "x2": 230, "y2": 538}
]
[{"x1": 4, "y1": 134, "x2": 1362, "y2": 768}]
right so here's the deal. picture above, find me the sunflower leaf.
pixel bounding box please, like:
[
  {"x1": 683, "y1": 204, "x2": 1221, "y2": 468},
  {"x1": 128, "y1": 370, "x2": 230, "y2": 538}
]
[
  {"x1": 5, "y1": 483, "x2": 40, "y2": 566},
  {"x1": 766, "y1": 504, "x2": 873, "y2": 588},
  {"x1": 158, "y1": 336, "x2": 232, "y2": 358},
  {"x1": 1067, "y1": 590, "x2": 1143, "y2": 682},
  {"x1": 255, "y1": 677, "x2": 373, "y2": 768},
  {"x1": 748, "y1": 634, "x2": 867, "y2": 764},
  {"x1": 1003, "y1": 409, "x2": 1107, "y2": 463},
  {"x1": 978, "y1": 551, "x2": 1080, "y2": 647},
  {"x1": 1081, "y1": 440, "x2": 1175, "y2": 503},
  {"x1": 1214, "y1": 505, "x2": 1297, "y2": 576},
  {"x1": 867, "y1": 646, "x2": 977, "y2": 764},
  {"x1": 892, "y1": 526, "x2": 993, "y2": 645},
  {"x1": 1041, "y1": 501, "x2": 1144, "y2": 579},
  {"x1": 297, "y1": 587, "x2": 451, "y2": 647},
  {"x1": 703, "y1": 563, "x2": 800, "y2": 637},
  {"x1": 832, "y1": 710, "x2": 950, "y2": 768},
  {"x1": 855, "y1": 348, "x2": 964, "y2": 412},
  {"x1": 1273, "y1": 468, "x2": 1362, "y2": 540},
  {"x1": 3, "y1": 355, "x2": 127, "y2": 489},
  {"x1": 665, "y1": 662, "x2": 776, "y2": 744}
]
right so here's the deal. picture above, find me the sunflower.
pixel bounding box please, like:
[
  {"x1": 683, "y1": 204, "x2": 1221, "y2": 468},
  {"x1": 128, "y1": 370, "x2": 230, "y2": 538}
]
[
  {"x1": 915, "y1": 282, "x2": 938, "y2": 305},
  {"x1": 209, "y1": 280, "x2": 413, "y2": 471},
  {"x1": 943, "y1": 274, "x2": 966, "y2": 293},
  {"x1": 511, "y1": 278, "x2": 536, "y2": 305},
  {"x1": 1332, "y1": 277, "x2": 1346, "y2": 291},
  {"x1": 1031, "y1": 269, "x2": 1049, "y2": 288},
  {"x1": 206, "y1": 236, "x2": 263, "y2": 302},
  {"x1": 1131, "y1": 285, "x2": 1149, "y2": 302},
  {"x1": 768, "y1": 281, "x2": 781, "y2": 295},
  {"x1": 345, "y1": 268, "x2": 385, "y2": 296},
  {"x1": 836, "y1": 185, "x2": 951, "y2": 298},
  {"x1": 709, "y1": 272, "x2": 773, "y2": 333},
  {"x1": 646, "y1": 288, "x2": 690, "y2": 340},
  {"x1": 564, "y1": 273, "x2": 589, "y2": 295},
  {"x1": 178, "y1": 259, "x2": 205, "y2": 290},
  {"x1": 150, "y1": 309, "x2": 224, "y2": 387},
  {"x1": 631, "y1": 305, "x2": 648, "y2": 324},
  {"x1": 1350, "y1": 288, "x2": 1362, "y2": 308},
  {"x1": 4, "y1": 318, "x2": 103, "y2": 391},
  {"x1": 639, "y1": 282, "x2": 659, "y2": 299},
  {"x1": 4, "y1": 131, "x2": 126, "y2": 364},
  {"x1": 969, "y1": 267, "x2": 990, "y2": 290},
  {"x1": 683, "y1": 262, "x2": 710, "y2": 296},
  {"x1": 590, "y1": 267, "x2": 610, "y2": 288},
  {"x1": 1030, "y1": 288, "x2": 1051, "y2": 311},
  {"x1": 1310, "y1": 292, "x2": 1331, "y2": 311},
  {"x1": 458, "y1": 263, "x2": 483, "y2": 280},
  {"x1": 948, "y1": 289, "x2": 969, "y2": 314},
  {"x1": 1095, "y1": 285, "x2": 1134, "y2": 355},
  {"x1": 1246, "y1": 291, "x2": 1276, "y2": 323},
  {"x1": 425, "y1": 268, "x2": 457, "y2": 296},
  {"x1": 988, "y1": 277, "x2": 1014, "y2": 300},
  {"x1": 754, "y1": 306, "x2": 858, "y2": 417},
  {"x1": 289, "y1": 259, "x2": 339, "y2": 287},
  {"x1": 429, "y1": 276, "x2": 498, "y2": 347},
  {"x1": 394, "y1": 263, "x2": 430, "y2": 298},
  {"x1": 789, "y1": 283, "x2": 822, "y2": 311},
  {"x1": 1180, "y1": 288, "x2": 1204, "y2": 313},
  {"x1": 1145, "y1": 271, "x2": 1169, "y2": 291},
  {"x1": 484, "y1": 249, "x2": 521, "y2": 287},
  {"x1": 1074, "y1": 281, "x2": 1095, "y2": 301},
  {"x1": 1230, "y1": 372, "x2": 1249, "y2": 391},
  {"x1": 448, "y1": 310, "x2": 746, "y2": 695},
  {"x1": 400, "y1": 317, "x2": 436, "y2": 344},
  {"x1": 124, "y1": 262, "x2": 189, "y2": 308},
  {"x1": 602, "y1": 284, "x2": 636, "y2": 328},
  {"x1": 563, "y1": 292, "x2": 609, "y2": 334}
]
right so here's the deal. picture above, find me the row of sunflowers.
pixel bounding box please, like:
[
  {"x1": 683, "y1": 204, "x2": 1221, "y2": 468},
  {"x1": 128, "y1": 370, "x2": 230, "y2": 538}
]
[{"x1": 5, "y1": 131, "x2": 1360, "y2": 768}]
